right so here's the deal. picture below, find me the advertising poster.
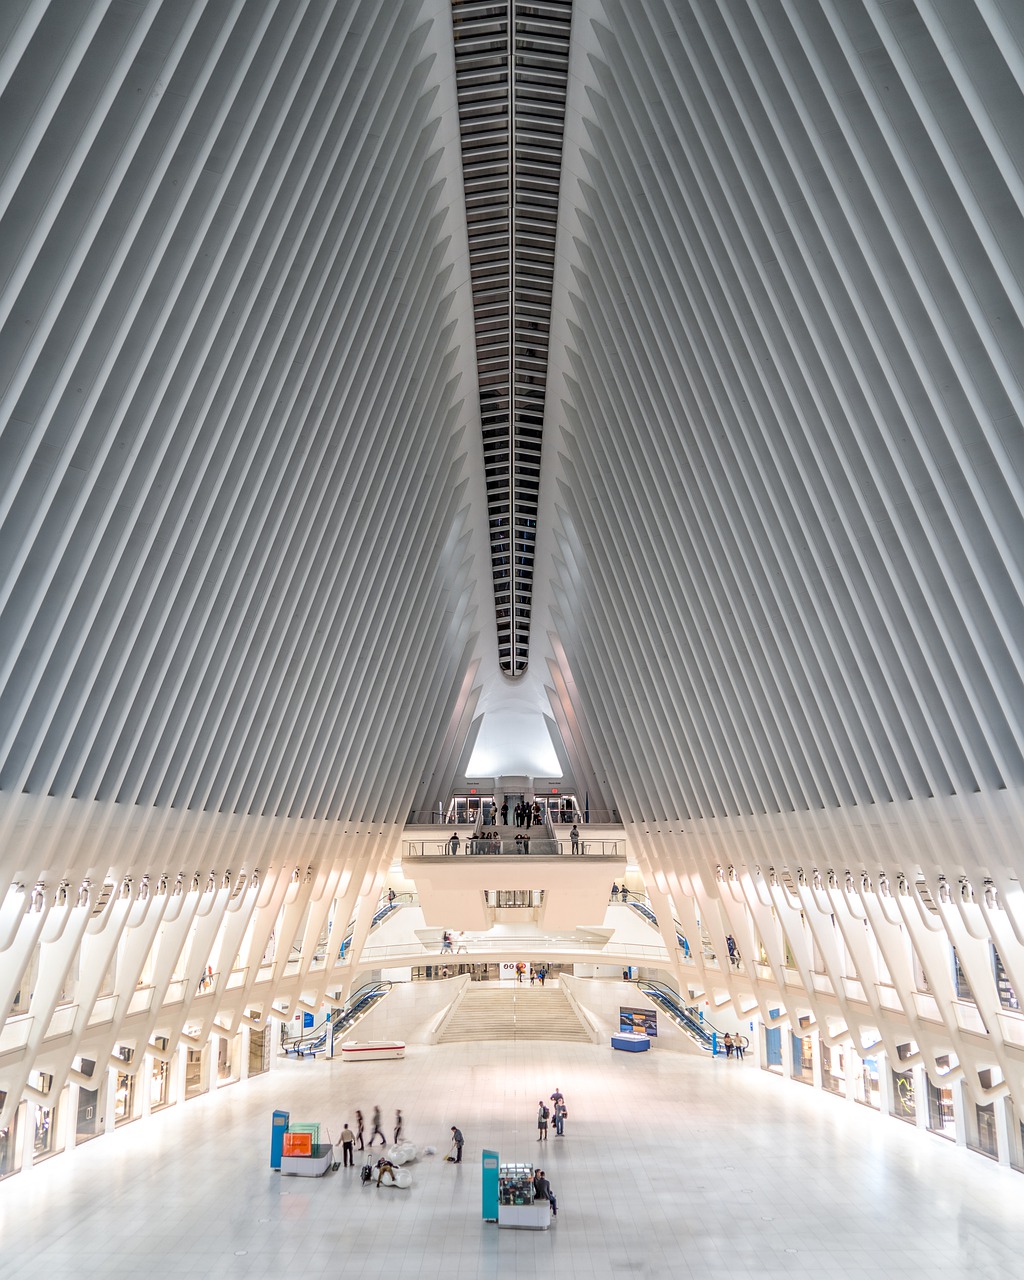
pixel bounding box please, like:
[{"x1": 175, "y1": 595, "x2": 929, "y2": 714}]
[{"x1": 619, "y1": 1006, "x2": 658, "y2": 1037}]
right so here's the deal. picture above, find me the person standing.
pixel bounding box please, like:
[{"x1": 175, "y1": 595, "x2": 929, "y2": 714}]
[
  {"x1": 500, "y1": 799, "x2": 508, "y2": 825},
  {"x1": 370, "y1": 1105, "x2": 387, "y2": 1146},
  {"x1": 447, "y1": 831, "x2": 460, "y2": 856},
  {"x1": 387, "y1": 887, "x2": 396, "y2": 904},
  {"x1": 569, "y1": 824, "x2": 580, "y2": 854},
  {"x1": 553, "y1": 1099, "x2": 567, "y2": 1136},
  {"x1": 536, "y1": 1100, "x2": 549, "y2": 1141},
  {"x1": 354, "y1": 1109, "x2": 365, "y2": 1151},
  {"x1": 450, "y1": 1126, "x2": 464, "y2": 1162},
  {"x1": 339, "y1": 1122, "x2": 355, "y2": 1166},
  {"x1": 394, "y1": 1109, "x2": 403, "y2": 1143}
]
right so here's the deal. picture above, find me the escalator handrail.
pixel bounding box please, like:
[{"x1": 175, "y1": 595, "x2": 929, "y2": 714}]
[
  {"x1": 624, "y1": 901, "x2": 690, "y2": 953},
  {"x1": 330, "y1": 979, "x2": 393, "y2": 1042},
  {"x1": 635, "y1": 979, "x2": 713, "y2": 1046}
]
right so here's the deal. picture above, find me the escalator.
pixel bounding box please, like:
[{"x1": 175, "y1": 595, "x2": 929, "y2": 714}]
[
  {"x1": 330, "y1": 979, "x2": 392, "y2": 1049},
  {"x1": 633, "y1": 978, "x2": 720, "y2": 1052},
  {"x1": 337, "y1": 893, "x2": 413, "y2": 960},
  {"x1": 282, "y1": 980, "x2": 393, "y2": 1058},
  {"x1": 625, "y1": 900, "x2": 690, "y2": 954}
]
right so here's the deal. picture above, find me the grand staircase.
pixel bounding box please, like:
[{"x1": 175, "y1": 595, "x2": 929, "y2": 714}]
[{"x1": 437, "y1": 984, "x2": 593, "y2": 1044}]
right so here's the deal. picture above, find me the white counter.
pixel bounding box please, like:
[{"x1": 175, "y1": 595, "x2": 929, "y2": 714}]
[{"x1": 498, "y1": 1202, "x2": 551, "y2": 1230}]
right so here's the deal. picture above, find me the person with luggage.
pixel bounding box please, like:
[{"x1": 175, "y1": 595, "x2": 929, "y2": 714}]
[
  {"x1": 536, "y1": 1100, "x2": 549, "y2": 1141},
  {"x1": 340, "y1": 1122, "x2": 355, "y2": 1166}
]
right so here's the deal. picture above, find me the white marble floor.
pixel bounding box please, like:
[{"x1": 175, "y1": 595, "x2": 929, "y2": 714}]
[{"x1": 0, "y1": 1041, "x2": 1021, "y2": 1279}]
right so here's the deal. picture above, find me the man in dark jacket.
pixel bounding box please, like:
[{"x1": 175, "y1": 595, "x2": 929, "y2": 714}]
[{"x1": 534, "y1": 1169, "x2": 557, "y2": 1215}]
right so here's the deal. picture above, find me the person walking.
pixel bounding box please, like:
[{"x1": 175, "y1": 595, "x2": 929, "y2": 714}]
[
  {"x1": 450, "y1": 1126, "x2": 464, "y2": 1162},
  {"x1": 611, "y1": 882, "x2": 619, "y2": 901},
  {"x1": 387, "y1": 887, "x2": 395, "y2": 905},
  {"x1": 447, "y1": 831, "x2": 460, "y2": 855},
  {"x1": 734, "y1": 1034, "x2": 746, "y2": 1061},
  {"x1": 355, "y1": 1109, "x2": 365, "y2": 1151},
  {"x1": 536, "y1": 1100, "x2": 549, "y2": 1141},
  {"x1": 394, "y1": 1109, "x2": 403, "y2": 1143},
  {"x1": 569, "y1": 824, "x2": 580, "y2": 854},
  {"x1": 370, "y1": 1105, "x2": 387, "y2": 1146},
  {"x1": 723, "y1": 1032, "x2": 734, "y2": 1058},
  {"x1": 340, "y1": 1122, "x2": 355, "y2": 1166}
]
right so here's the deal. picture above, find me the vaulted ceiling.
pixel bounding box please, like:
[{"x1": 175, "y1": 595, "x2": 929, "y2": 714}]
[{"x1": 1, "y1": 0, "x2": 1023, "y2": 899}]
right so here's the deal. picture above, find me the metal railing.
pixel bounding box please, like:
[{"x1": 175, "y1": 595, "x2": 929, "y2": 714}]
[
  {"x1": 403, "y1": 838, "x2": 624, "y2": 858},
  {"x1": 357, "y1": 938, "x2": 670, "y2": 964}
]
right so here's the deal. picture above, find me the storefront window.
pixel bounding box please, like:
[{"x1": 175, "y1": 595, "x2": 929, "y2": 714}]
[
  {"x1": 973, "y1": 1103, "x2": 998, "y2": 1159},
  {"x1": 891, "y1": 1069, "x2": 916, "y2": 1123},
  {"x1": 150, "y1": 1057, "x2": 170, "y2": 1110},
  {"x1": 0, "y1": 1092, "x2": 19, "y2": 1179},
  {"x1": 184, "y1": 1048, "x2": 205, "y2": 1099},
  {"x1": 791, "y1": 1032, "x2": 813, "y2": 1084},
  {"x1": 764, "y1": 1010, "x2": 782, "y2": 1072},
  {"x1": 248, "y1": 1026, "x2": 270, "y2": 1077},
  {"x1": 855, "y1": 1055, "x2": 880, "y2": 1108},
  {"x1": 821, "y1": 1043, "x2": 844, "y2": 1095},
  {"x1": 953, "y1": 948, "x2": 974, "y2": 1002},
  {"x1": 75, "y1": 1059, "x2": 101, "y2": 1145},
  {"x1": 993, "y1": 948, "x2": 1020, "y2": 1011},
  {"x1": 32, "y1": 1073, "x2": 60, "y2": 1160},
  {"x1": 927, "y1": 1077, "x2": 956, "y2": 1139}
]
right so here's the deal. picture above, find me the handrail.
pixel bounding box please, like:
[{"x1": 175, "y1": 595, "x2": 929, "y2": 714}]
[
  {"x1": 635, "y1": 979, "x2": 748, "y2": 1053},
  {"x1": 331, "y1": 980, "x2": 393, "y2": 1047},
  {"x1": 624, "y1": 899, "x2": 691, "y2": 955},
  {"x1": 357, "y1": 939, "x2": 670, "y2": 963},
  {"x1": 403, "y1": 839, "x2": 624, "y2": 858}
]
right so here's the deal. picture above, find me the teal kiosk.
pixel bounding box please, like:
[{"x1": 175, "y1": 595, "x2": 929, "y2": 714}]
[{"x1": 482, "y1": 1149, "x2": 499, "y2": 1222}]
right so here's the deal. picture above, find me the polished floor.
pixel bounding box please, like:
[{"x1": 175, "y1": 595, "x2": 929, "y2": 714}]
[{"x1": 0, "y1": 1038, "x2": 1021, "y2": 1279}]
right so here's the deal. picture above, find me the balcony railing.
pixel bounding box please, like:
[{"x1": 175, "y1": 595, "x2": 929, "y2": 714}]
[{"x1": 404, "y1": 838, "x2": 623, "y2": 858}]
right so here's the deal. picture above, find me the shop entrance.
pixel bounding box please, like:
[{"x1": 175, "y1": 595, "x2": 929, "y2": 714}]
[
  {"x1": 75, "y1": 1059, "x2": 100, "y2": 1145},
  {"x1": 248, "y1": 1026, "x2": 270, "y2": 1077},
  {"x1": 184, "y1": 1048, "x2": 206, "y2": 1100}
]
